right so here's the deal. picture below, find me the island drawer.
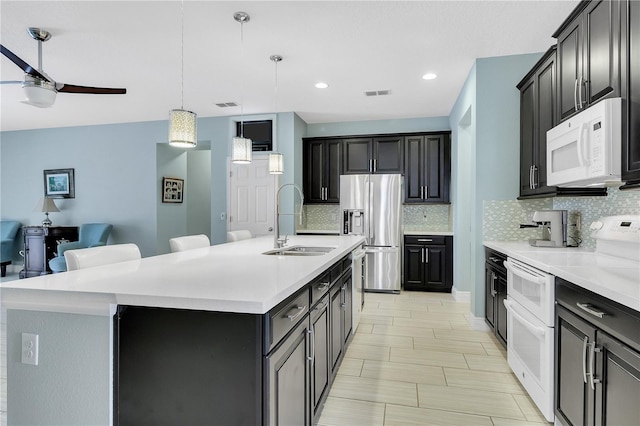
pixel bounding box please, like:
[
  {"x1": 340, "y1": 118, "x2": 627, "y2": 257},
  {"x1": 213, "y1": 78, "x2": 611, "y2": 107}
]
[
  {"x1": 311, "y1": 271, "x2": 331, "y2": 306},
  {"x1": 265, "y1": 288, "x2": 310, "y2": 353}
]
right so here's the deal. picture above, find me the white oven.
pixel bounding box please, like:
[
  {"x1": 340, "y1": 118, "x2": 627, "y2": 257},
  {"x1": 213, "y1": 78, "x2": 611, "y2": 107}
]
[{"x1": 503, "y1": 257, "x2": 555, "y2": 422}]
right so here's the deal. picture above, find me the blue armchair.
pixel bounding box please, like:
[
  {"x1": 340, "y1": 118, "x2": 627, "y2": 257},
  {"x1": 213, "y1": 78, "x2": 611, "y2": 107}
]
[
  {"x1": 1, "y1": 220, "x2": 21, "y2": 277},
  {"x1": 49, "y1": 223, "x2": 113, "y2": 273}
]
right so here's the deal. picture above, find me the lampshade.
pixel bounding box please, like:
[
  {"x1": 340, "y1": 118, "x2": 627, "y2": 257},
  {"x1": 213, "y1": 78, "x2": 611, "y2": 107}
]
[
  {"x1": 34, "y1": 197, "x2": 59, "y2": 226},
  {"x1": 232, "y1": 136, "x2": 252, "y2": 164},
  {"x1": 22, "y1": 83, "x2": 57, "y2": 108},
  {"x1": 34, "y1": 197, "x2": 59, "y2": 213},
  {"x1": 269, "y1": 153, "x2": 284, "y2": 174},
  {"x1": 169, "y1": 109, "x2": 197, "y2": 148}
]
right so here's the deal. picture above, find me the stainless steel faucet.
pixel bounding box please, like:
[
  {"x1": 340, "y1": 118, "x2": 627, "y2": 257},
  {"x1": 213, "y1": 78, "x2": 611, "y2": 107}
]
[{"x1": 274, "y1": 183, "x2": 304, "y2": 248}]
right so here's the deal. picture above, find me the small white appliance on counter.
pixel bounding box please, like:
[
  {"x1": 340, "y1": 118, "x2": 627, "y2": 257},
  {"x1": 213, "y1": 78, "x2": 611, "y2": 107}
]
[{"x1": 546, "y1": 97, "x2": 621, "y2": 187}]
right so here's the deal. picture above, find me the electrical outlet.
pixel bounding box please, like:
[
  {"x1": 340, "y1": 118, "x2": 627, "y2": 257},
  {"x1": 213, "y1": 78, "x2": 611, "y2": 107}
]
[
  {"x1": 220, "y1": 212, "x2": 226, "y2": 221},
  {"x1": 21, "y1": 333, "x2": 39, "y2": 366}
]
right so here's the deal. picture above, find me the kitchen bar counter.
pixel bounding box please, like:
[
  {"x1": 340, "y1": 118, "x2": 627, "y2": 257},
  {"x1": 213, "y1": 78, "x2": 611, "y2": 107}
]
[
  {"x1": 1, "y1": 234, "x2": 365, "y2": 315},
  {"x1": 405, "y1": 230, "x2": 453, "y2": 236},
  {"x1": 484, "y1": 241, "x2": 640, "y2": 312}
]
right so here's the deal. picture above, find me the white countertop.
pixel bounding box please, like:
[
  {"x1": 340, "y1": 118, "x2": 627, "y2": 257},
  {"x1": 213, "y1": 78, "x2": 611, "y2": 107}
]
[
  {"x1": 296, "y1": 229, "x2": 340, "y2": 235},
  {"x1": 0, "y1": 235, "x2": 365, "y2": 316},
  {"x1": 484, "y1": 241, "x2": 640, "y2": 312}
]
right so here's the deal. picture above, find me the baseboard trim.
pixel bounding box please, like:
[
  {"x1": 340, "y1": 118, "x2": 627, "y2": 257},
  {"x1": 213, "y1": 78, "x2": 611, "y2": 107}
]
[
  {"x1": 451, "y1": 287, "x2": 470, "y2": 303},
  {"x1": 469, "y1": 314, "x2": 490, "y2": 331}
]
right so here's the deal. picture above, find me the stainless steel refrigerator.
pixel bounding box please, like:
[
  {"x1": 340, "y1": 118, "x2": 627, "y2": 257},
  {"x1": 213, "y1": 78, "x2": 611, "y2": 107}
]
[{"x1": 340, "y1": 174, "x2": 403, "y2": 293}]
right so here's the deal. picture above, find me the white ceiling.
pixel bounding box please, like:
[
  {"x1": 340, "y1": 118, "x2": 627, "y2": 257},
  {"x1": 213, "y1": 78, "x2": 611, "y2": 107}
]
[{"x1": 0, "y1": 0, "x2": 578, "y2": 132}]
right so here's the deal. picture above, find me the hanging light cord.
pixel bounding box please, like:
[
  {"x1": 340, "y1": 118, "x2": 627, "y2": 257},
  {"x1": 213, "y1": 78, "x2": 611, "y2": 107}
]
[
  {"x1": 239, "y1": 19, "x2": 245, "y2": 137},
  {"x1": 180, "y1": 0, "x2": 185, "y2": 110},
  {"x1": 274, "y1": 57, "x2": 278, "y2": 114}
]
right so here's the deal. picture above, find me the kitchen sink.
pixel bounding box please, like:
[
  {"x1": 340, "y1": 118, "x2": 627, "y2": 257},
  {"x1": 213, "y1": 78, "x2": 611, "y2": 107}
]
[{"x1": 262, "y1": 246, "x2": 336, "y2": 256}]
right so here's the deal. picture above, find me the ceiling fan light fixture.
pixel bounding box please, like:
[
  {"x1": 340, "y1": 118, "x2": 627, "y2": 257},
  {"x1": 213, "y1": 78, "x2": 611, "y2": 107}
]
[
  {"x1": 232, "y1": 137, "x2": 252, "y2": 164},
  {"x1": 169, "y1": 109, "x2": 197, "y2": 148},
  {"x1": 22, "y1": 78, "x2": 56, "y2": 108}
]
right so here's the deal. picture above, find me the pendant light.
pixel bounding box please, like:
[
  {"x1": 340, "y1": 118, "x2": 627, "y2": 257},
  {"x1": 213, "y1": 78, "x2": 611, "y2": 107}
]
[
  {"x1": 169, "y1": 0, "x2": 197, "y2": 148},
  {"x1": 232, "y1": 12, "x2": 252, "y2": 164},
  {"x1": 269, "y1": 55, "x2": 284, "y2": 174}
]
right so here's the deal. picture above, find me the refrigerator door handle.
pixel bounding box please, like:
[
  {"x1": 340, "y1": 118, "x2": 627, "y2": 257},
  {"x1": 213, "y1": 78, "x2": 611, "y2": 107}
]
[{"x1": 369, "y1": 181, "x2": 375, "y2": 244}]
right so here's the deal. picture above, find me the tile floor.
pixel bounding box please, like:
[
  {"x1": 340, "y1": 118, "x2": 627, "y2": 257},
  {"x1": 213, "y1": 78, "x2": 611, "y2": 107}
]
[
  {"x1": 316, "y1": 291, "x2": 551, "y2": 426},
  {"x1": 0, "y1": 278, "x2": 550, "y2": 426}
]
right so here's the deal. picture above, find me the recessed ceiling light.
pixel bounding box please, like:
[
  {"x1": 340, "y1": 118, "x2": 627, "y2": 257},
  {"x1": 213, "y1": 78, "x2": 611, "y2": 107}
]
[
  {"x1": 315, "y1": 82, "x2": 329, "y2": 89},
  {"x1": 422, "y1": 73, "x2": 437, "y2": 80}
]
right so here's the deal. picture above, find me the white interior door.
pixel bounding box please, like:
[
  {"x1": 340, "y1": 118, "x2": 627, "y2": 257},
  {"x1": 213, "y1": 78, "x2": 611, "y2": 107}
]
[{"x1": 228, "y1": 157, "x2": 276, "y2": 238}]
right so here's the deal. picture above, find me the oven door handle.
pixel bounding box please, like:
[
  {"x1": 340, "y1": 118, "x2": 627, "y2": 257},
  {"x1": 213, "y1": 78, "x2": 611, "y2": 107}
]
[
  {"x1": 504, "y1": 260, "x2": 546, "y2": 285},
  {"x1": 503, "y1": 299, "x2": 546, "y2": 338}
]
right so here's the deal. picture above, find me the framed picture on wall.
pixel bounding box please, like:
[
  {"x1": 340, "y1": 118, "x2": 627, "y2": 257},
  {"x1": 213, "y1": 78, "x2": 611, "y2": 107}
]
[
  {"x1": 43, "y1": 168, "x2": 75, "y2": 198},
  {"x1": 162, "y1": 177, "x2": 184, "y2": 203}
]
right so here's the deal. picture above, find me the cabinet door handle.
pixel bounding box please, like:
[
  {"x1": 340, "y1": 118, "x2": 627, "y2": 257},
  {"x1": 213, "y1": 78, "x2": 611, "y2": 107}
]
[
  {"x1": 574, "y1": 78, "x2": 579, "y2": 112},
  {"x1": 529, "y1": 165, "x2": 534, "y2": 189},
  {"x1": 421, "y1": 248, "x2": 425, "y2": 263},
  {"x1": 420, "y1": 186, "x2": 424, "y2": 199},
  {"x1": 373, "y1": 159, "x2": 377, "y2": 172},
  {"x1": 369, "y1": 159, "x2": 373, "y2": 173},
  {"x1": 417, "y1": 239, "x2": 433, "y2": 242},
  {"x1": 307, "y1": 327, "x2": 315, "y2": 362},
  {"x1": 582, "y1": 336, "x2": 589, "y2": 384},
  {"x1": 491, "y1": 272, "x2": 497, "y2": 297},
  {"x1": 424, "y1": 186, "x2": 428, "y2": 199},
  {"x1": 425, "y1": 248, "x2": 429, "y2": 263},
  {"x1": 588, "y1": 342, "x2": 601, "y2": 390},
  {"x1": 286, "y1": 305, "x2": 306, "y2": 321},
  {"x1": 576, "y1": 302, "x2": 606, "y2": 318},
  {"x1": 578, "y1": 76, "x2": 584, "y2": 109}
]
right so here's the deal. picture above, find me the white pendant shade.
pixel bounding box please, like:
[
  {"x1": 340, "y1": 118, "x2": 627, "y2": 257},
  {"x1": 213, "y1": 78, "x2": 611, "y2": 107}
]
[
  {"x1": 269, "y1": 153, "x2": 284, "y2": 174},
  {"x1": 169, "y1": 109, "x2": 197, "y2": 148},
  {"x1": 232, "y1": 137, "x2": 252, "y2": 163}
]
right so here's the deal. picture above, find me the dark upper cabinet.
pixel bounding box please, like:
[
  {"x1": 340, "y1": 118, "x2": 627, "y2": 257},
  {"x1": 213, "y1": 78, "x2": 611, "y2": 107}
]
[
  {"x1": 303, "y1": 138, "x2": 341, "y2": 203},
  {"x1": 621, "y1": 0, "x2": 640, "y2": 187},
  {"x1": 404, "y1": 134, "x2": 451, "y2": 203},
  {"x1": 343, "y1": 136, "x2": 403, "y2": 174},
  {"x1": 403, "y1": 235, "x2": 453, "y2": 292},
  {"x1": 554, "y1": 0, "x2": 622, "y2": 121},
  {"x1": 517, "y1": 46, "x2": 606, "y2": 199}
]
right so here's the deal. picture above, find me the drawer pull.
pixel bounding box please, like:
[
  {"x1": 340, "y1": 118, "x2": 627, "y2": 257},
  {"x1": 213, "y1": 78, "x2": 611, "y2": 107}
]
[
  {"x1": 286, "y1": 305, "x2": 306, "y2": 321},
  {"x1": 317, "y1": 282, "x2": 330, "y2": 290},
  {"x1": 417, "y1": 239, "x2": 433, "y2": 242},
  {"x1": 577, "y1": 302, "x2": 606, "y2": 318}
]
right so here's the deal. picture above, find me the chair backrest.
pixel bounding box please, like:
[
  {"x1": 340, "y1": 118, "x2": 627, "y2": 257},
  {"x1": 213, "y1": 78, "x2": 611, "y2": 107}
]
[
  {"x1": 169, "y1": 234, "x2": 211, "y2": 253},
  {"x1": 227, "y1": 230, "x2": 252, "y2": 242},
  {"x1": 0, "y1": 220, "x2": 21, "y2": 240},
  {"x1": 64, "y1": 243, "x2": 141, "y2": 271},
  {"x1": 78, "y1": 223, "x2": 113, "y2": 246}
]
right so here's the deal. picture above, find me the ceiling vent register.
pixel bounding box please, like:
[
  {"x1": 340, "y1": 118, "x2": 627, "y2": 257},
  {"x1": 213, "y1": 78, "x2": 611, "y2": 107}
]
[{"x1": 365, "y1": 89, "x2": 391, "y2": 97}]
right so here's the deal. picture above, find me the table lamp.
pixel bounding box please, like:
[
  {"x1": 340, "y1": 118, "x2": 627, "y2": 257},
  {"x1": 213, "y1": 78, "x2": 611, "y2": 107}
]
[{"x1": 34, "y1": 197, "x2": 59, "y2": 226}]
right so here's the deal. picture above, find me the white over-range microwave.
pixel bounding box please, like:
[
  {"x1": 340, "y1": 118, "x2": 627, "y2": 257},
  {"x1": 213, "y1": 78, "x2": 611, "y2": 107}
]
[{"x1": 546, "y1": 97, "x2": 622, "y2": 187}]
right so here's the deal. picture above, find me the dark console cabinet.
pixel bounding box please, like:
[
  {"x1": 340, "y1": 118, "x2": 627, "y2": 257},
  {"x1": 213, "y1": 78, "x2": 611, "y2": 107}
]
[
  {"x1": 19, "y1": 226, "x2": 78, "y2": 278},
  {"x1": 404, "y1": 235, "x2": 453, "y2": 292},
  {"x1": 484, "y1": 248, "x2": 507, "y2": 348}
]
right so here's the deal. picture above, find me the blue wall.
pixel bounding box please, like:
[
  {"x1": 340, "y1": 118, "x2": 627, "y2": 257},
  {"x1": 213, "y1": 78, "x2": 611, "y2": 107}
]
[
  {"x1": 449, "y1": 53, "x2": 543, "y2": 318},
  {"x1": 307, "y1": 116, "x2": 450, "y2": 137}
]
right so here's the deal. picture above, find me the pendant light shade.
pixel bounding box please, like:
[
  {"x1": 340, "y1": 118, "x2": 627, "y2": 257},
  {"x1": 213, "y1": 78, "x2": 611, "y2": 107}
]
[
  {"x1": 169, "y1": 109, "x2": 197, "y2": 148},
  {"x1": 232, "y1": 136, "x2": 252, "y2": 164},
  {"x1": 168, "y1": 0, "x2": 197, "y2": 148},
  {"x1": 269, "y1": 152, "x2": 284, "y2": 174}
]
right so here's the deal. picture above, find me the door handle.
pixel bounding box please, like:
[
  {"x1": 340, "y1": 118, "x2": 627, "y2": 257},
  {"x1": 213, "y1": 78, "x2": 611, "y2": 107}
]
[
  {"x1": 532, "y1": 165, "x2": 538, "y2": 189},
  {"x1": 491, "y1": 272, "x2": 497, "y2": 297},
  {"x1": 582, "y1": 336, "x2": 589, "y2": 384},
  {"x1": 307, "y1": 327, "x2": 315, "y2": 362},
  {"x1": 373, "y1": 159, "x2": 377, "y2": 172},
  {"x1": 417, "y1": 239, "x2": 433, "y2": 242},
  {"x1": 369, "y1": 159, "x2": 373, "y2": 173},
  {"x1": 424, "y1": 248, "x2": 429, "y2": 263},
  {"x1": 421, "y1": 248, "x2": 425, "y2": 263},
  {"x1": 286, "y1": 305, "x2": 306, "y2": 321},
  {"x1": 588, "y1": 342, "x2": 601, "y2": 390},
  {"x1": 576, "y1": 302, "x2": 606, "y2": 318},
  {"x1": 578, "y1": 75, "x2": 584, "y2": 109}
]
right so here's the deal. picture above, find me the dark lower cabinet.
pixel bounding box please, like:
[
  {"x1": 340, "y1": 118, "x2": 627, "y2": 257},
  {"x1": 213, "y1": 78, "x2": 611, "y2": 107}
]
[
  {"x1": 403, "y1": 235, "x2": 453, "y2": 292},
  {"x1": 555, "y1": 278, "x2": 640, "y2": 426},
  {"x1": 330, "y1": 269, "x2": 353, "y2": 377},
  {"x1": 114, "y1": 256, "x2": 353, "y2": 426},
  {"x1": 484, "y1": 248, "x2": 507, "y2": 347},
  {"x1": 310, "y1": 295, "x2": 330, "y2": 422},
  {"x1": 266, "y1": 318, "x2": 312, "y2": 426}
]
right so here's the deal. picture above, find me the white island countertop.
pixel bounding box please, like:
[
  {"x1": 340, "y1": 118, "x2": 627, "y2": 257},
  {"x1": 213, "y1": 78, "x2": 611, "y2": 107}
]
[
  {"x1": 1, "y1": 235, "x2": 365, "y2": 316},
  {"x1": 484, "y1": 241, "x2": 640, "y2": 312}
]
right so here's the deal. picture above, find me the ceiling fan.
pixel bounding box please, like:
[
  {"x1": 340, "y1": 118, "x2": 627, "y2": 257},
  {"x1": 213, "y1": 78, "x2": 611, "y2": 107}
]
[{"x1": 0, "y1": 27, "x2": 126, "y2": 108}]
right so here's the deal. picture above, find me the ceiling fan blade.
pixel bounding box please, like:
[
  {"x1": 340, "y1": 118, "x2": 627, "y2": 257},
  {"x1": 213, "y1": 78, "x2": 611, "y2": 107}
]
[
  {"x1": 0, "y1": 44, "x2": 50, "y2": 82},
  {"x1": 0, "y1": 80, "x2": 23, "y2": 85},
  {"x1": 56, "y1": 83, "x2": 126, "y2": 95}
]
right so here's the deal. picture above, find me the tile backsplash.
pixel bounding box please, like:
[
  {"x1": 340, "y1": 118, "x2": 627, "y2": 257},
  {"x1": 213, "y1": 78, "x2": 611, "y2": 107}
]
[
  {"x1": 299, "y1": 204, "x2": 452, "y2": 232},
  {"x1": 484, "y1": 187, "x2": 640, "y2": 248}
]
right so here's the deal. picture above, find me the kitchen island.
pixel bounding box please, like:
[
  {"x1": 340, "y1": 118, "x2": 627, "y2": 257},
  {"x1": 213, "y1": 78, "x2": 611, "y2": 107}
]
[{"x1": 1, "y1": 234, "x2": 365, "y2": 425}]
